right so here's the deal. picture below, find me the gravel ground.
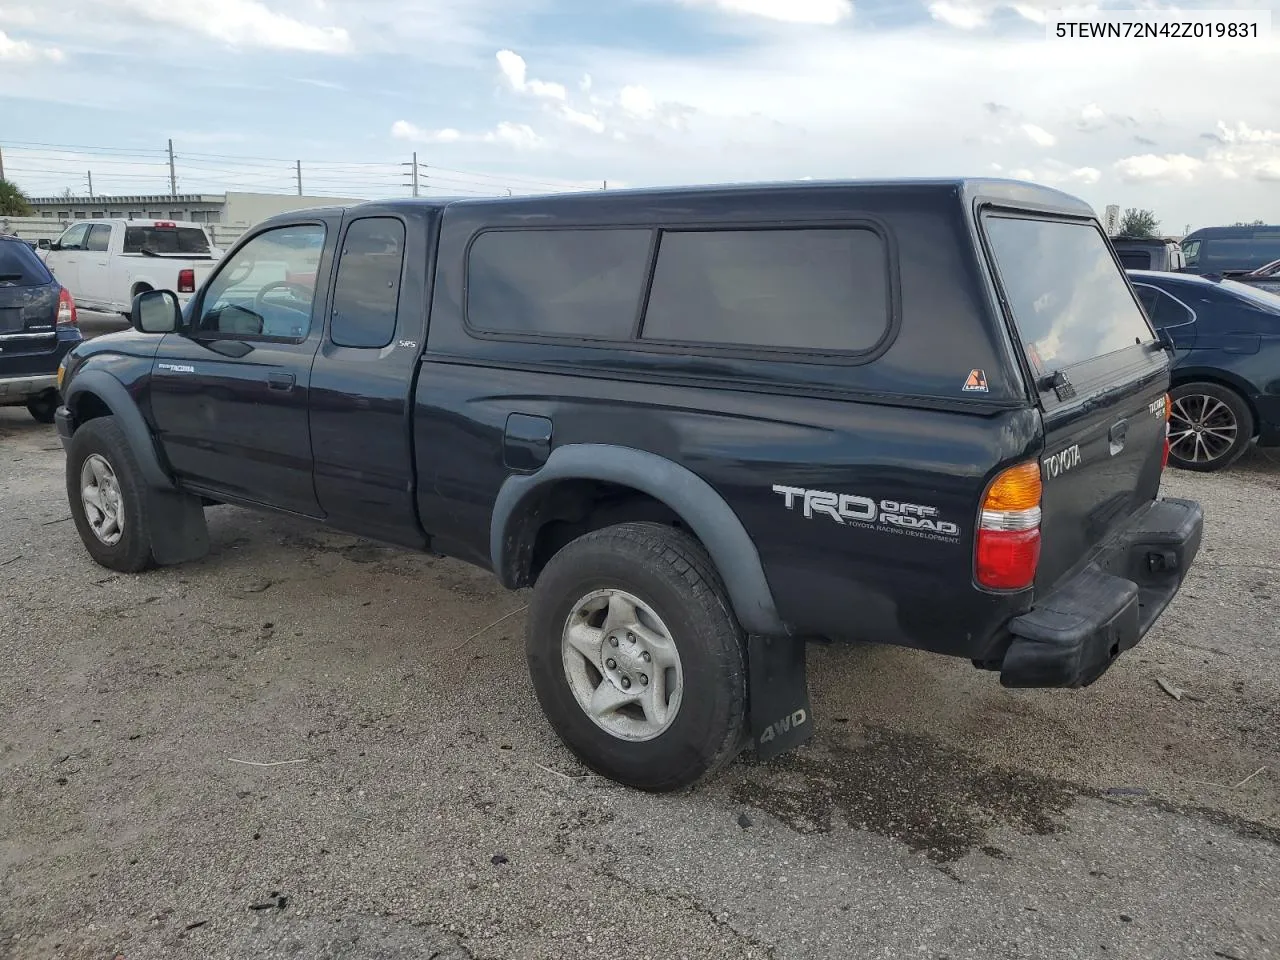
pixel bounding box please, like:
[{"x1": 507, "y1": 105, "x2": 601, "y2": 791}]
[{"x1": 1, "y1": 393, "x2": 1277, "y2": 960}]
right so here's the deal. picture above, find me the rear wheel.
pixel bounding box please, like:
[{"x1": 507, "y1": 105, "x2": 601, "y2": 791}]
[
  {"x1": 66, "y1": 416, "x2": 155, "y2": 572},
  {"x1": 26, "y1": 390, "x2": 57, "y2": 424},
  {"x1": 526, "y1": 522, "x2": 747, "y2": 792},
  {"x1": 1167, "y1": 382, "x2": 1253, "y2": 472}
]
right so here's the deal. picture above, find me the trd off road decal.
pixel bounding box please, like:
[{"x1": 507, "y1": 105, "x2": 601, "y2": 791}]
[{"x1": 772, "y1": 485, "x2": 962, "y2": 543}]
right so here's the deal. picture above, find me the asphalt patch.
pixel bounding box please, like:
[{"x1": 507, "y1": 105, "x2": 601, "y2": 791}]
[{"x1": 731, "y1": 727, "x2": 1074, "y2": 862}]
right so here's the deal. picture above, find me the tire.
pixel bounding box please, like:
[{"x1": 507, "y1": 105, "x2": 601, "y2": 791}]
[
  {"x1": 1167, "y1": 382, "x2": 1254, "y2": 472},
  {"x1": 26, "y1": 390, "x2": 58, "y2": 424},
  {"x1": 65, "y1": 416, "x2": 155, "y2": 572},
  {"x1": 526, "y1": 521, "x2": 747, "y2": 792}
]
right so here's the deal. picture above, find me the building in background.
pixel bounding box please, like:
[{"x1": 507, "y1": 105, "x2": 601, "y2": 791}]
[{"x1": 22, "y1": 191, "x2": 364, "y2": 246}]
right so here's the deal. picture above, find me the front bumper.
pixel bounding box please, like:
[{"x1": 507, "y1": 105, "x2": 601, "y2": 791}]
[
  {"x1": 0, "y1": 374, "x2": 57, "y2": 403},
  {"x1": 1000, "y1": 497, "x2": 1203, "y2": 688},
  {"x1": 55, "y1": 405, "x2": 75, "y2": 450}
]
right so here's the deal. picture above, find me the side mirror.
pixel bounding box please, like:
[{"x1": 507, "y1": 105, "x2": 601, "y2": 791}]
[
  {"x1": 37, "y1": 238, "x2": 52, "y2": 250},
  {"x1": 131, "y1": 289, "x2": 182, "y2": 334}
]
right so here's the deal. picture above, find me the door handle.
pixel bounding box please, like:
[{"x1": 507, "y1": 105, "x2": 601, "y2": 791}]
[
  {"x1": 1109, "y1": 418, "x2": 1128, "y2": 457},
  {"x1": 267, "y1": 372, "x2": 295, "y2": 391}
]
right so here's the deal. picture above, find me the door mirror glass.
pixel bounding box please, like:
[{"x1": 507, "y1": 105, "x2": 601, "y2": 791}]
[
  {"x1": 37, "y1": 238, "x2": 52, "y2": 250},
  {"x1": 132, "y1": 289, "x2": 182, "y2": 334}
]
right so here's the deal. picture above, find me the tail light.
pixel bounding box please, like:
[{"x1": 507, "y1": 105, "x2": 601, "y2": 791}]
[
  {"x1": 56, "y1": 287, "x2": 78, "y2": 326},
  {"x1": 976, "y1": 461, "x2": 1042, "y2": 591},
  {"x1": 1162, "y1": 393, "x2": 1171, "y2": 470},
  {"x1": 178, "y1": 269, "x2": 195, "y2": 293}
]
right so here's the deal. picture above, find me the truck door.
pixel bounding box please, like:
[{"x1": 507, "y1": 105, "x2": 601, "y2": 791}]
[
  {"x1": 148, "y1": 221, "x2": 331, "y2": 516},
  {"x1": 308, "y1": 212, "x2": 426, "y2": 548},
  {"x1": 77, "y1": 223, "x2": 113, "y2": 308},
  {"x1": 44, "y1": 223, "x2": 88, "y2": 299}
]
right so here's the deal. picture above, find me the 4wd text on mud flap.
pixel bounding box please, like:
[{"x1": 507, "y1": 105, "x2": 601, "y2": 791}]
[{"x1": 758, "y1": 709, "x2": 808, "y2": 744}]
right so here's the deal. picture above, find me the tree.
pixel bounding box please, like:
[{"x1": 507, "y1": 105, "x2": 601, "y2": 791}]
[
  {"x1": 0, "y1": 178, "x2": 32, "y2": 217},
  {"x1": 1233, "y1": 219, "x2": 1264, "y2": 227},
  {"x1": 1118, "y1": 207, "x2": 1160, "y2": 238}
]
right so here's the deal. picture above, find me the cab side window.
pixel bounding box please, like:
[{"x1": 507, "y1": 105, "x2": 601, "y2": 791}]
[
  {"x1": 330, "y1": 218, "x2": 406, "y2": 349},
  {"x1": 197, "y1": 225, "x2": 326, "y2": 340},
  {"x1": 58, "y1": 224, "x2": 90, "y2": 251},
  {"x1": 85, "y1": 224, "x2": 111, "y2": 252}
]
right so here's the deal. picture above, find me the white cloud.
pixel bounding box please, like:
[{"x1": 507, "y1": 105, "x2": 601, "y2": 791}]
[
  {"x1": 105, "y1": 0, "x2": 351, "y2": 52},
  {"x1": 677, "y1": 0, "x2": 852, "y2": 25},
  {"x1": 560, "y1": 106, "x2": 606, "y2": 133},
  {"x1": 497, "y1": 49, "x2": 567, "y2": 101},
  {"x1": 0, "y1": 28, "x2": 62, "y2": 60},
  {"x1": 928, "y1": 2, "x2": 988, "y2": 28},
  {"x1": 1214, "y1": 120, "x2": 1280, "y2": 145},
  {"x1": 487, "y1": 121, "x2": 542, "y2": 149},
  {"x1": 391, "y1": 119, "x2": 542, "y2": 150},
  {"x1": 619, "y1": 85, "x2": 658, "y2": 119},
  {"x1": 1256, "y1": 159, "x2": 1280, "y2": 182},
  {"x1": 1114, "y1": 153, "x2": 1202, "y2": 183},
  {"x1": 1021, "y1": 123, "x2": 1057, "y2": 147}
]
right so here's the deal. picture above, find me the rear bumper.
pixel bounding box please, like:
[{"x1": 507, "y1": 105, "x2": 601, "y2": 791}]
[
  {"x1": 1000, "y1": 497, "x2": 1203, "y2": 688},
  {"x1": 0, "y1": 373, "x2": 57, "y2": 402}
]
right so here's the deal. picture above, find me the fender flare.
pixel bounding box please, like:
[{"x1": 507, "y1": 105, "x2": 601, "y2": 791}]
[
  {"x1": 490, "y1": 444, "x2": 787, "y2": 637},
  {"x1": 63, "y1": 368, "x2": 175, "y2": 490}
]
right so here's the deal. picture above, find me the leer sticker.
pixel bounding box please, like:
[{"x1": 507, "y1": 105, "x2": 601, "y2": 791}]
[{"x1": 962, "y1": 369, "x2": 988, "y2": 393}]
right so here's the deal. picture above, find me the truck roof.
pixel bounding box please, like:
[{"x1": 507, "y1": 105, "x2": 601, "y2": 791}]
[
  {"x1": 67, "y1": 218, "x2": 209, "y2": 229},
  {"x1": 255, "y1": 178, "x2": 1097, "y2": 229}
]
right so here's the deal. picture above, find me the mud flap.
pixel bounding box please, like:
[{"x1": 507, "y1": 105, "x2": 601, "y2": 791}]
[
  {"x1": 147, "y1": 489, "x2": 210, "y2": 566},
  {"x1": 747, "y1": 635, "x2": 813, "y2": 761}
]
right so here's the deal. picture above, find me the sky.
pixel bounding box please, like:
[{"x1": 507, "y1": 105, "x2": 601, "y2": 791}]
[{"x1": 0, "y1": 0, "x2": 1278, "y2": 232}]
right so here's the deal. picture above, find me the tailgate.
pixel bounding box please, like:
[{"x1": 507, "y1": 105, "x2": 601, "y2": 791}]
[{"x1": 983, "y1": 213, "x2": 1170, "y2": 590}]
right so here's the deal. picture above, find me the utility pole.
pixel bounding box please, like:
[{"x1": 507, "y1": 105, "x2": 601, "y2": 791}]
[
  {"x1": 0, "y1": 146, "x2": 5, "y2": 181},
  {"x1": 167, "y1": 138, "x2": 177, "y2": 197},
  {"x1": 86, "y1": 171, "x2": 94, "y2": 198},
  {"x1": 296, "y1": 160, "x2": 303, "y2": 196},
  {"x1": 401, "y1": 153, "x2": 425, "y2": 197},
  {"x1": 602, "y1": 180, "x2": 607, "y2": 190}
]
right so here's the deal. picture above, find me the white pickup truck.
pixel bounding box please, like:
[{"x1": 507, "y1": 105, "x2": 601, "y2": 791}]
[{"x1": 38, "y1": 219, "x2": 221, "y2": 317}]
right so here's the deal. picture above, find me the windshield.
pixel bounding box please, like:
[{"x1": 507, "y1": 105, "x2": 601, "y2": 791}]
[
  {"x1": 124, "y1": 226, "x2": 211, "y2": 255},
  {"x1": 1221, "y1": 279, "x2": 1280, "y2": 313},
  {"x1": 984, "y1": 215, "x2": 1155, "y2": 375},
  {"x1": 0, "y1": 239, "x2": 53, "y2": 287},
  {"x1": 1198, "y1": 236, "x2": 1280, "y2": 272}
]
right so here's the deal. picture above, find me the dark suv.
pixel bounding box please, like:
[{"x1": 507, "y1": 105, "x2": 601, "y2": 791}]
[
  {"x1": 54, "y1": 180, "x2": 1203, "y2": 791},
  {"x1": 0, "y1": 235, "x2": 81, "y2": 422}
]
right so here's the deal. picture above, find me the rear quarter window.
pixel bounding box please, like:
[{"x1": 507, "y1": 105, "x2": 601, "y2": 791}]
[
  {"x1": 0, "y1": 240, "x2": 53, "y2": 287},
  {"x1": 984, "y1": 216, "x2": 1155, "y2": 374},
  {"x1": 640, "y1": 227, "x2": 890, "y2": 353}
]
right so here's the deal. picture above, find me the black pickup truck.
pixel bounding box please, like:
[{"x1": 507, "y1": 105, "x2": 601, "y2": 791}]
[{"x1": 55, "y1": 180, "x2": 1204, "y2": 791}]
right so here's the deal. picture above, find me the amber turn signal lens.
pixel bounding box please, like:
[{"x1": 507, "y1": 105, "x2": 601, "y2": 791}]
[
  {"x1": 1164, "y1": 393, "x2": 1172, "y2": 422},
  {"x1": 982, "y1": 461, "x2": 1042, "y2": 512}
]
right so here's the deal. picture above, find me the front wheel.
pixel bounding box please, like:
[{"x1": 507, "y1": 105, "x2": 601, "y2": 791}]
[
  {"x1": 526, "y1": 522, "x2": 747, "y2": 792},
  {"x1": 66, "y1": 416, "x2": 155, "y2": 572},
  {"x1": 1167, "y1": 382, "x2": 1254, "y2": 472}
]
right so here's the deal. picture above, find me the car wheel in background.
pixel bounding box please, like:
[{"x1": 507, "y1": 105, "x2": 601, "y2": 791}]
[
  {"x1": 25, "y1": 390, "x2": 58, "y2": 424},
  {"x1": 1167, "y1": 382, "x2": 1254, "y2": 472}
]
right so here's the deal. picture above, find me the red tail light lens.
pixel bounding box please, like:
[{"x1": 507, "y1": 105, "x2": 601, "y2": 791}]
[
  {"x1": 178, "y1": 269, "x2": 195, "y2": 293},
  {"x1": 976, "y1": 461, "x2": 1042, "y2": 591},
  {"x1": 56, "y1": 287, "x2": 78, "y2": 326},
  {"x1": 976, "y1": 528, "x2": 1042, "y2": 591}
]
